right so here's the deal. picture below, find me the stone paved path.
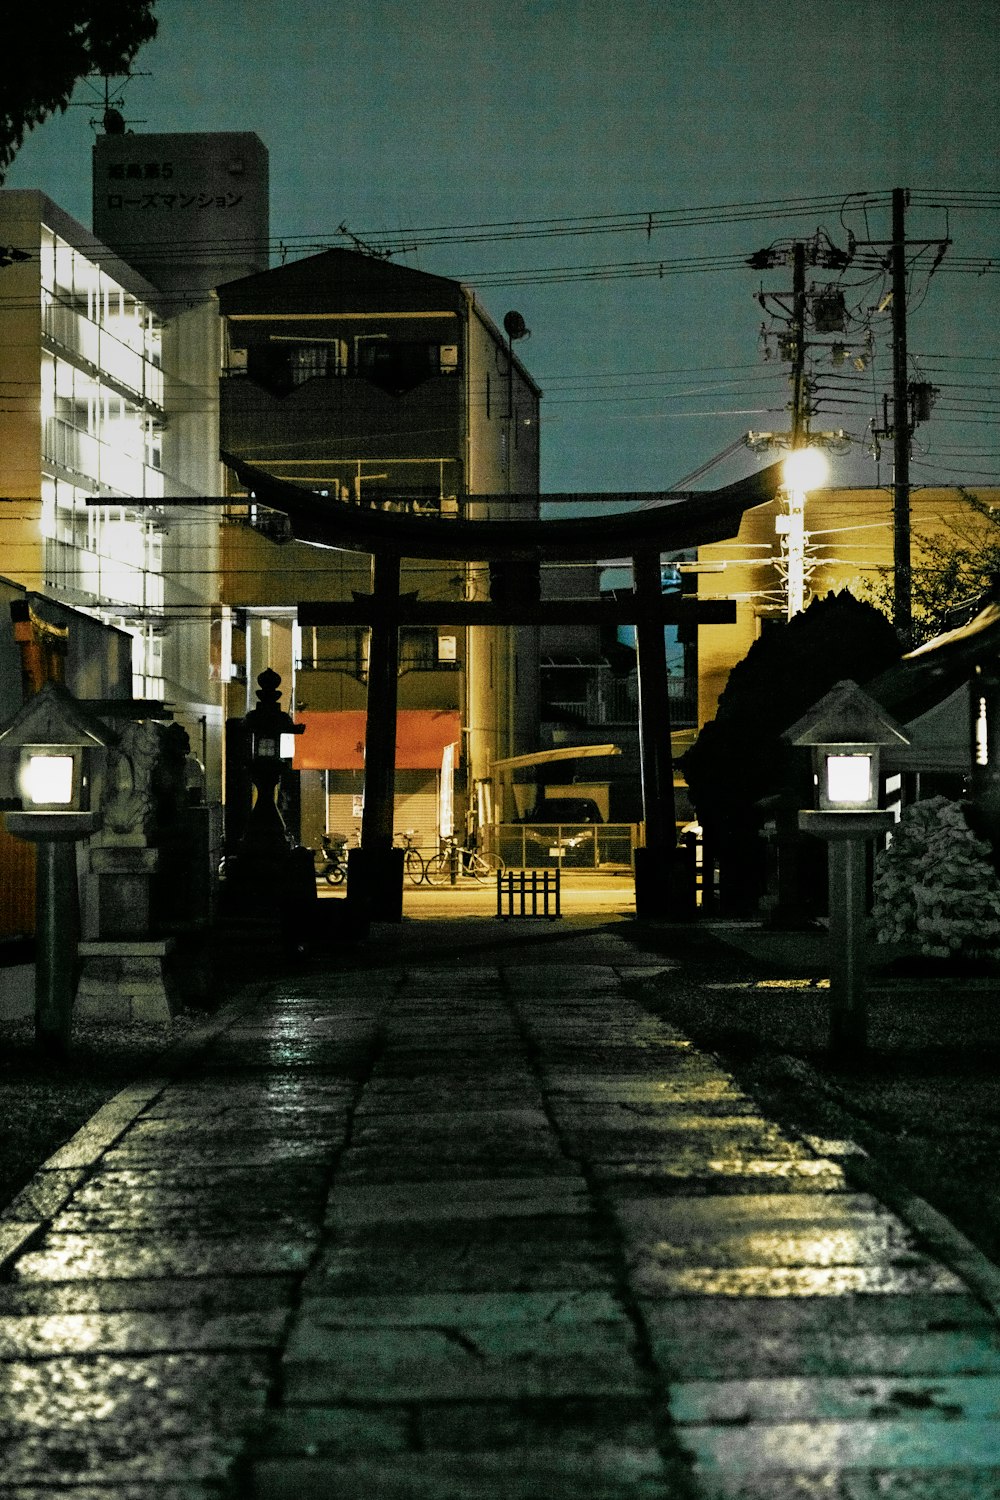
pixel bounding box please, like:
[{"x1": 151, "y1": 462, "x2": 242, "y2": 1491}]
[{"x1": 2, "y1": 925, "x2": 1000, "y2": 1496}]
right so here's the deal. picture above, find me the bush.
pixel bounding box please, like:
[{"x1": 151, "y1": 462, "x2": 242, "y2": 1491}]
[{"x1": 872, "y1": 796, "x2": 1000, "y2": 958}]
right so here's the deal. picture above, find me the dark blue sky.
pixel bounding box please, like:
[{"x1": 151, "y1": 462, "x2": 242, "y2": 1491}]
[{"x1": 7, "y1": 0, "x2": 999, "y2": 497}]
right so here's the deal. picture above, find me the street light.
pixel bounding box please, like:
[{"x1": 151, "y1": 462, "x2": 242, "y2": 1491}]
[
  {"x1": 779, "y1": 445, "x2": 829, "y2": 620},
  {"x1": 782, "y1": 445, "x2": 829, "y2": 494},
  {"x1": 0, "y1": 682, "x2": 111, "y2": 1051}
]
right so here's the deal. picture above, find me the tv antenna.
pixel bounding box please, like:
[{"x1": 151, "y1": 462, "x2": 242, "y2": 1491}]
[{"x1": 70, "y1": 72, "x2": 150, "y2": 134}]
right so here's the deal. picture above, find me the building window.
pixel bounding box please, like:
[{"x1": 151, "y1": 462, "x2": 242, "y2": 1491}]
[{"x1": 356, "y1": 339, "x2": 458, "y2": 395}]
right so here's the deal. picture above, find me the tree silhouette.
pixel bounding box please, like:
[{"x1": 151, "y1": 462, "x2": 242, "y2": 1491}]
[
  {"x1": 681, "y1": 591, "x2": 902, "y2": 912},
  {"x1": 0, "y1": 3, "x2": 157, "y2": 180}
]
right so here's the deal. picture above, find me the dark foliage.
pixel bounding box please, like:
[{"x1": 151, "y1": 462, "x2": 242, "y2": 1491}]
[
  {"x1": 681, "y1": 591, "x2": 902, "y2": 851},
  {"x1": 0, "y1": 2, "x2": 158, "y2": 179}
]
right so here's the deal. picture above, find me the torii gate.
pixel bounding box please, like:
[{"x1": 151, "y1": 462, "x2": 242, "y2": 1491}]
[{"x1": 221, "y1": 453, "x2": 783, "y2": 918}]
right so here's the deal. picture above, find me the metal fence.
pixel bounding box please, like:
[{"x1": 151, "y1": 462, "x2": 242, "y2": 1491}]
[{"x1": 495, "y1": 823, "x2": 638, "y2": 871}]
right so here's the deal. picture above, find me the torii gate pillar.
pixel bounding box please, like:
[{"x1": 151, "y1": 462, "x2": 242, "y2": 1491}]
[{"x1": 348, "y1": 550, "x2": 405, "y2": 920}]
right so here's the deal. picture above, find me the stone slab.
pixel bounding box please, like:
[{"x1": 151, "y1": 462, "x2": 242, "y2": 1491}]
[
  {"x1": 69, "y1": 1164, "x2": 329, "y2": 1210},
  {"x1": 678, "y1": 1414, "x2": 1000, "y2": 1473},
  {"x1": 13, "y1": 1231, "x2": 316, "y2": 1282},
  {"x1": 252, "y1": 1402, "x2": 412, "y2": 1458},
  {"x1": 101, "y1": 1135, "x2": 334, "y2": 1168},
  {"x1": 705, "y1": 1468, "x2": 1000, "y2": 1499},
  {"x1": 305, "y1": 1219, "x2": 615, "y2": 1296},
  {"x1": 0, "y1": 1220, "x2": 41, "y2": 1273},
  {"x1": 561, "y1": 1126, "x2": 814, "y2": 1164},
  {"x1": 0, "y1": 1352, "x2": 270, "y2": 1487},
  {"x1": 350, "y1": 1107, "x2": 554, "y2": 1144},
  {"x1": 353, "y1": 1082, "x2": 542, "y2": 1115},
  {"x1": 282, "y1": 1316, "x2": 646, "y2": 1400},
  {"x1": 294, "y1": 1290, "x2": 624, "y2": 1328},
  {"x1": 246, "y1": 1449, "x2": 676, "y2": 1500},
  {"x1": 625, "y1": 1220, "x2": 921, "y2": 1271},
  {"x1": 0, "y1": 1307, "x2": 291, "y2": 1357},
  {"x1": 592, "y1": 1159, "x2": 850, "y2": 1194},
  {"x1": 324, "y1": 1175, "x2": 591, "y2": 1229},
  {"x1": 631, "y1": 1263, "x2": 968, "y2": 1299},
  {"x1": 119, "y1": 1111, "x2": 349, "y2": 1144},
  {"x1": 39, "y1": 1084, "x2": 166, "y2": 1169},
  {"x1": 0, "y1": 1168, "x2": 88, "y2": 1223},
  {"x1": 0, "y1": 1274, "x2": 300, "y2": 1317},
  {"x1": 414, "y1": 1394, "x2": 662, "y2": 1454},
  {"x1": 332, "y1": 1147, "x2": 571, "y2": 1184},
  {"x1": 669, "y1": 1372, "x2": 1000, "y2": 1425}
]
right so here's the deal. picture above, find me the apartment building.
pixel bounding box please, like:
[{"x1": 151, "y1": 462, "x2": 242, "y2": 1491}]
[
  {"x1": 0, "y1": 189, "x2": 223, "y2": 791},
  {"x1": 214, "y1": 247, "x2": 542, "y2": 850}
]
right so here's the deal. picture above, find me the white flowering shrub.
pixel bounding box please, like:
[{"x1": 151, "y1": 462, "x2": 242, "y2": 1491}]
[{"x1": 872, "y1": 796, "x2": 1000, "y2": 958}]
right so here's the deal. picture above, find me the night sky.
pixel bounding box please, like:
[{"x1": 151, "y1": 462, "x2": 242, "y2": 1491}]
[{"x1": 6, "y1": 0, "x2": 999, "y2": 499}]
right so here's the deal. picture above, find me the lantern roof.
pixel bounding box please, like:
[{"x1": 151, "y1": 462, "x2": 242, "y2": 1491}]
[
  {"x1": 0, "y1": 681, "x2": 113, "y2": 753},
  {"x1": 783, "y1": 679, "x2": 910, "y2": 749}
]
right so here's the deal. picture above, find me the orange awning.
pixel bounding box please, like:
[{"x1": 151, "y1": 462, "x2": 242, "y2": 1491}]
[{"x1": 293, "y1": 709, "x2": 461, "y2": 771}]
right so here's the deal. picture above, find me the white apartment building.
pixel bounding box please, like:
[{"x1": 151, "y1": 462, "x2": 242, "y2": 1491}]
[{"x1": 0, "y1": 190, "x2": 224, "y2": 790}]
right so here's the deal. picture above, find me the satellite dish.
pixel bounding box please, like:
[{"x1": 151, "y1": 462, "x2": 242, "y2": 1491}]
[
  {"x1": 503, "y1": 310, "x2": 529, "y2": 341},
  {"x1": 103, "y1": 108, "x2": 126, "y2": 135}
]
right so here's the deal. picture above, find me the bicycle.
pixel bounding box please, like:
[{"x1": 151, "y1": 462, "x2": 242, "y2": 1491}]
[
  {"x1": 424, "y1": 835, "x2": 504, "y2": 886},
  {"x1": 315, "y1": 832, "x2": 351, "y2": 885},
  {"x1": 394, "y1": 830, "x2": 428, "y2": 886}
]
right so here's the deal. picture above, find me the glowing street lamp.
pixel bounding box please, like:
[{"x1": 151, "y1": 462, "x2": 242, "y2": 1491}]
[
  {"x1": 782, "y1": 445, "x2": 830, "y2": 493},
  {"x1": 779, "y1": 445, "x2": 829, "y2": 620}
]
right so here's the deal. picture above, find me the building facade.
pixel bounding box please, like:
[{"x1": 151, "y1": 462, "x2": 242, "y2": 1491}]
[
  {"x1": 0, "y1": 190, "x2": 224, "y2": 793},
  {"x1": 214, "y1": 248, "x2": 542, "y2": 851},
  {"x1": 696, "y1": 485, "x2": 1000, "y2": 723}
]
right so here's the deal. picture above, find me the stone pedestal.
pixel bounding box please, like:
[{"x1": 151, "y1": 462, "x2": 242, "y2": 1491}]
[
  {"x1": 80, "y1": 846, "x2": 174, "y2": 1025},
  {"x1": 90, "y1": 844, "x2": 159, "y2": 938},
  {"x1": 76, "y1": 939, "x2": 175, "y2": 1026}
]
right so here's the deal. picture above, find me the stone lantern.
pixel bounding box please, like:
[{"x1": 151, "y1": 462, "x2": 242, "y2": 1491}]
[{"x1": 784, "y1": 680, "x2": 909, "y2": 1058}]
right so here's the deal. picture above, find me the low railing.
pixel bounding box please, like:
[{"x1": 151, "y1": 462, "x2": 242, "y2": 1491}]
[{"x1": 497, "y1": 868, "x2": 561, "y2": 919}]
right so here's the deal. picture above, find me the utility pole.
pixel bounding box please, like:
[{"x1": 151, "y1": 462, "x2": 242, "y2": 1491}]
[
  {"x1": 861, "y1": 190, "x2": 948, "y2": 647},
  {"x1": 747, "y1": 231, "x2": 853, "y2": 619},
  {"x1": 890, "y1": 187, "x2": 912, "y2": 647},
  {"x1": 784, "y1": 242, "x2": 809, "y2": 618}
]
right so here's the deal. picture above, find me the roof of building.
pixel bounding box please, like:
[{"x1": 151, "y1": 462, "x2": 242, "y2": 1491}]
[{"x1": 868, "y1": 581, "x2": 1000, "y2": 724}]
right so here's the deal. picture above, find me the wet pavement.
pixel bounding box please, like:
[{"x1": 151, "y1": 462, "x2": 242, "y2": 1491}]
[{"x1": 2, "y1": 911, "x2": 1000, "y2": 1496}]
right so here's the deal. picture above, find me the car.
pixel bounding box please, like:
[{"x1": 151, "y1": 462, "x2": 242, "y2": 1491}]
[
  {"x1": 519, "y1": 796, "x2": 604, "y2": 867},
  {"x1": 522, "y1": 797, "x2": 603, "y2": 825}
]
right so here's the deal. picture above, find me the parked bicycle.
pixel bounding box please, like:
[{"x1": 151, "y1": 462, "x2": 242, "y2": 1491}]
[
  {"x1": 394, "y1": 830, "x2": 428, "y2": 886},
  {"x1": 424, "y1": 835, "x2": 504, "y2": 886},
  {"x1": 315, "y1": 832, "x2": 350, "y2": 885}
]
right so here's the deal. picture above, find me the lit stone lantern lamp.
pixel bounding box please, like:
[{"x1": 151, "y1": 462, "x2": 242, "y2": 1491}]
[
  {"x1": 0, "y1": 682, "x2": 111, "y2": 1052},
  {"x1": 784, "y1": 680, "x2": 909, "y2": 1058}
]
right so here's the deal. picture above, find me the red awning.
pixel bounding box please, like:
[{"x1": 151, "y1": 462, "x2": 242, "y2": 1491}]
[{"x1": 293, "y1": 709, "x2": 461, "y2": 771}]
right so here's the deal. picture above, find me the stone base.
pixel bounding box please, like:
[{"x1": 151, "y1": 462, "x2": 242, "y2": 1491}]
[
  {"x1": 0, "y1": 963, "x2": 33, "y2": 1021},
  {"x1": 76, "y1": 939, "x2": 175, "y2": 1027}
]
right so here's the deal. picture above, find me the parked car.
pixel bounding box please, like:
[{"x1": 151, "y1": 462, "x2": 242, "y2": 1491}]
[
  {"x1": 520, "y1": 796, "x2": 604, "y2": 866},
  {"x1": 523, "y1": 797, "x2": 604, "y2": 825}
]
